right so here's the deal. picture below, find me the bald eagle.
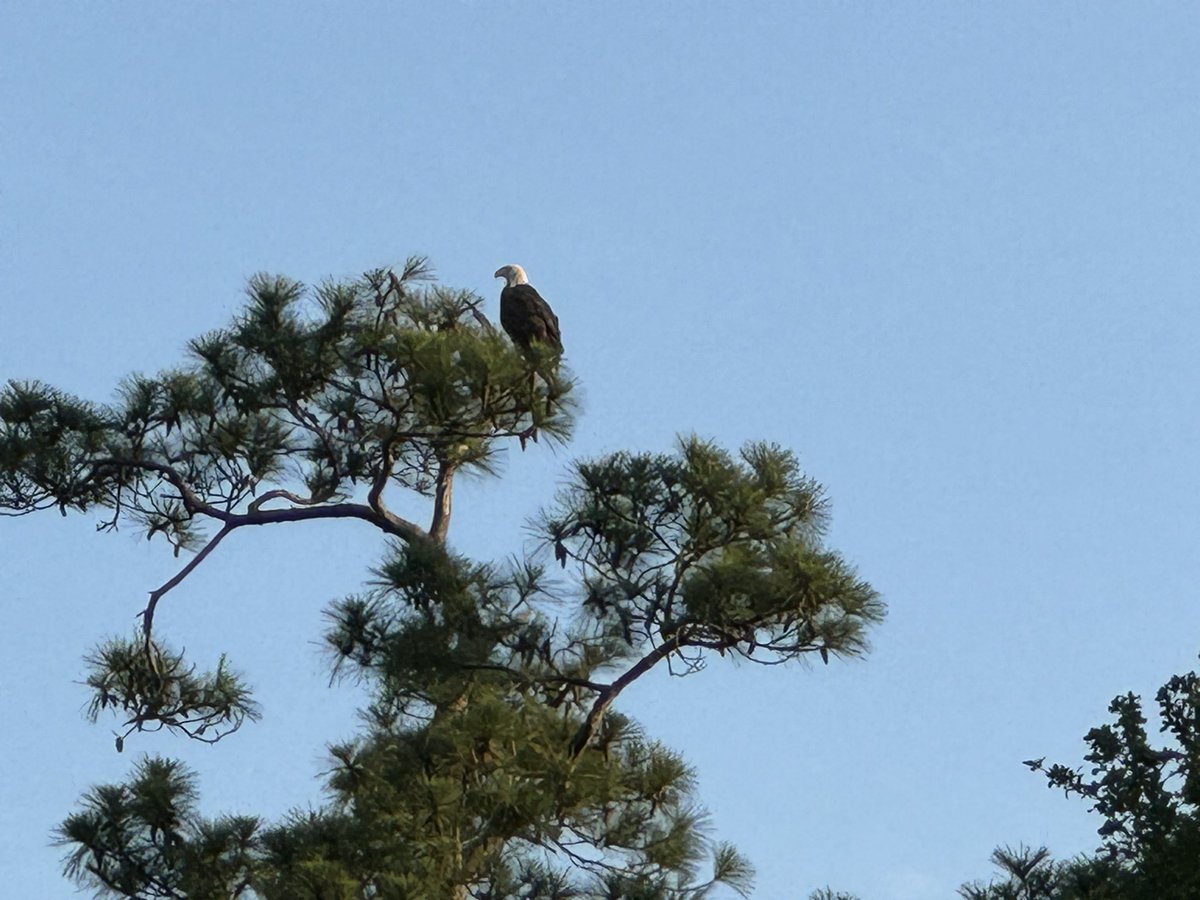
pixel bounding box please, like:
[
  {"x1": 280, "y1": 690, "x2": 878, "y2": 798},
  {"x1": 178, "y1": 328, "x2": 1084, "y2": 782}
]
[{"x1": 494, "y1": 265, "x2": 562, "y2": 354}]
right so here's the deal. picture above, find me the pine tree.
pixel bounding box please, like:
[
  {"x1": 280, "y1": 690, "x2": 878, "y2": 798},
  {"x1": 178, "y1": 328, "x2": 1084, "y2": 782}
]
[{"x1": 2, "y1": 259, "x2": 884, "y2": 898}]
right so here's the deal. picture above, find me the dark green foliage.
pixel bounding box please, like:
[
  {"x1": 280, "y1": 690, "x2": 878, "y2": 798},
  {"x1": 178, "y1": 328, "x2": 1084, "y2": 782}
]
[
  {"x1": 542, "y1": 439, "x2": 882, "y2": 670},
  {"x1": 85, "y1": 637, "x2": 259, "y2": 746},
  {"x1": 56, "y1": 756, "x2": 261, "y2": 899},
  {"x1": 58, "y1": 541, "x2": 773, "y2": 898},
  {"x1": 961, "y1": 665, "x2": 1200, "y2": 899},
  {"x1": 0, "y1": 380, "x2": 113, "y2": 515},
  {"x1": 4, "y1": 260, "x2": 884, "y2": 898},
  {"x1": 958, "y1": 845, "x2": 1130, "y2": 900}
]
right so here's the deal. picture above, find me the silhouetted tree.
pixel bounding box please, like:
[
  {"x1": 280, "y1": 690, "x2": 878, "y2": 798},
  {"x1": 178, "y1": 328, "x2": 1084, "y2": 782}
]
[{"x1": 960, "y1": 666, "x2": 1200, "y2": 899}]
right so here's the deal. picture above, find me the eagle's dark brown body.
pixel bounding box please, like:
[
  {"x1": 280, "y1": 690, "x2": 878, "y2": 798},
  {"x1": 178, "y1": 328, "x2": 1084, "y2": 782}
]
[{"x1": 500, "y1": 283, "x2": 562, "y2": 354}]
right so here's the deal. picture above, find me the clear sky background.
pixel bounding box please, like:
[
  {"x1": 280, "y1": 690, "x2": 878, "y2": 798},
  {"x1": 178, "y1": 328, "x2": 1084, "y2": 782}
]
[{"x1": 3, "y1": 4, "x2": 1200, "y2": 897}]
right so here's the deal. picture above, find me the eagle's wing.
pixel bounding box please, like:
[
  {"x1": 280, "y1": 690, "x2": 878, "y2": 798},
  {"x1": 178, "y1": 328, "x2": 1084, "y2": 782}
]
[
  {"x1": 539, "y1": 300, "x2": 562, "y2": 351},
  {"x1": 502, "y1": 285, "x2": 562, "y2": 353}
]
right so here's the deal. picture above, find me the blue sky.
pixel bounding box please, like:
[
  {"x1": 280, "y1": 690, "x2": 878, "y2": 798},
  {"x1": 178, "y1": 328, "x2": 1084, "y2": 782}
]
[{"x1": 4, "y1": 4, "x2": 1200, "y2": 896}]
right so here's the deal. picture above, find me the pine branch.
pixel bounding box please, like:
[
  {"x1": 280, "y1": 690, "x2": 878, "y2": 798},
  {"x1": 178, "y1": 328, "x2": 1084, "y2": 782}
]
[
  {"x1": 93, "y1": 454, "x2": 427, "y2": 540},
  {"x1": 246, "y1": 488, "x2": 321, "y2": 512},
  {"x1": 570, "y1": 637, "x2": 680, "y2": 759},
  {"x1": 367, "y1": 430, "x2": 400, "y2": 514},
  {"x1": 141, "y1": 523, "x2": 235, "y2": 642}
]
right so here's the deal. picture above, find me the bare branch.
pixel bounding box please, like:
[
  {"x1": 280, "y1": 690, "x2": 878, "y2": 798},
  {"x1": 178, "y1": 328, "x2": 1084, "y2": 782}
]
[
  {"x1": 430, "y1": 459, "x2": 456, "y2": 545},
  {"x1": 569, "y1": 636, "x2": 681, "y2": 759},
  {"x1": 247, "y1": 489, "x2": 321, "y2": 513},
  {"x1": 457, "y1": 662, "x2": 606, "y2": 694},
  {"x1": 141, "y1": 524, "x2": 235, "y2": 641},
  {"x1": 367, "y1": 432, "x2": 398, "y2": 513},
  {"x1": 229, "y1": 501, "x2": 427, "y2": 543},
  {"x1": 92, "y1": 456, "x2": 429, "y2": 543},
  {"x1": 466, "y1": 302, "x2": 498, "y2": 334},
  {"x1": 91, "y1": 458, "x2": 219, "y2": 520}
]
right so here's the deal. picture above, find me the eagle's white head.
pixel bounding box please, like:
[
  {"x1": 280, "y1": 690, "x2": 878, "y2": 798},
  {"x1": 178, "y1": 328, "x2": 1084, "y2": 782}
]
[{"x1": 494, "y1": 264, "x2": 529, "y2": 287}]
